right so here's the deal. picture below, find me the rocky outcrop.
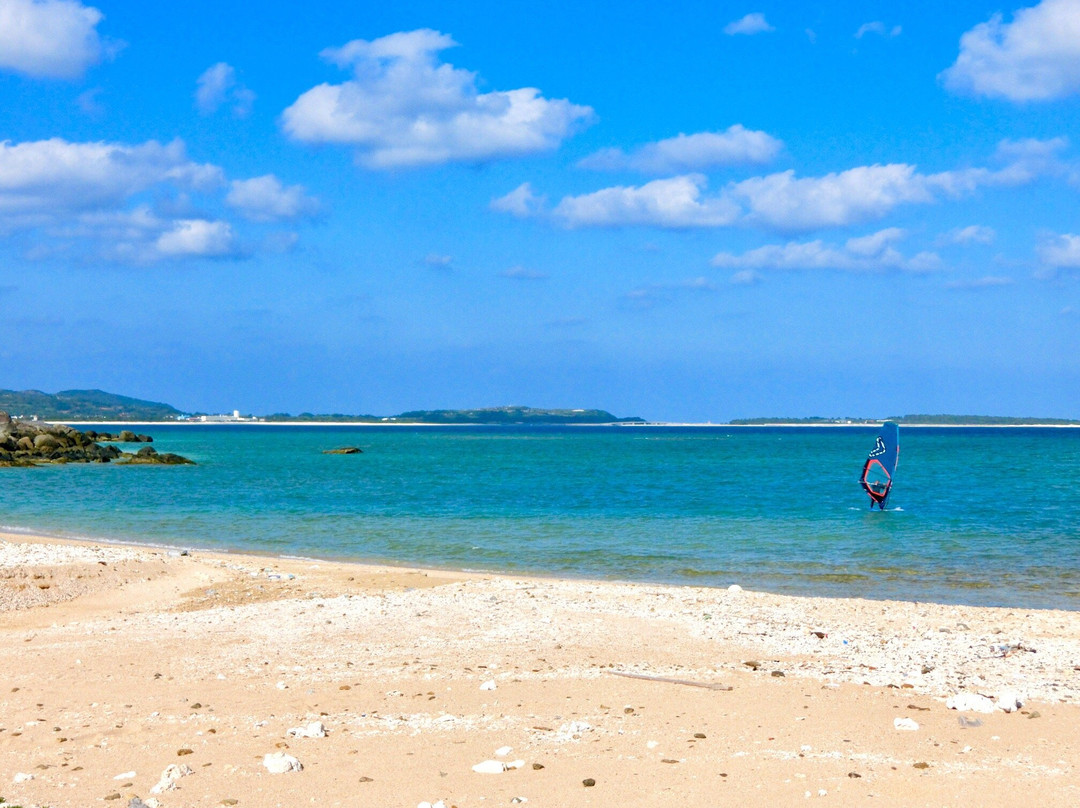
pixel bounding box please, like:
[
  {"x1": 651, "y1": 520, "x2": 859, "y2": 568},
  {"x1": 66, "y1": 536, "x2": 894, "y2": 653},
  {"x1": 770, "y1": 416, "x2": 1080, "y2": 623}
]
[
  {"x1": 0, "y1": 412, "x2": 192, "y2": 467},
  {"x1": 322, "y1": 446, "x2": 362, "y2": 454}
]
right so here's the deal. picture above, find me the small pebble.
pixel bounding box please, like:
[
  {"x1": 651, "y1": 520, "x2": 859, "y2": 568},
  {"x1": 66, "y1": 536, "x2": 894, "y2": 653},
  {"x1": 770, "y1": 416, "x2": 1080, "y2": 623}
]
[{"x1": 583, "y1": 778, "x2": 596, "y2": 787}]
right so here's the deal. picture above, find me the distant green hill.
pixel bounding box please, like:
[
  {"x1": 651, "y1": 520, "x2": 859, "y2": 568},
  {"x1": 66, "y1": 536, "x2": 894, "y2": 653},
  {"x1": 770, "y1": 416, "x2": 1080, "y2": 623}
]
[
  {"x1": 730, "y1": 414, "x2": 1080, "y2": 426},
  {"x1": 889, "y1": 414, "x2": 1080, "y2": 425},
  {"x1": 385, "y1": 406, "x2": 644, "y2": 425},
  {"x1": 0, "y1": 389, "x2": 184, "y2": 421}
]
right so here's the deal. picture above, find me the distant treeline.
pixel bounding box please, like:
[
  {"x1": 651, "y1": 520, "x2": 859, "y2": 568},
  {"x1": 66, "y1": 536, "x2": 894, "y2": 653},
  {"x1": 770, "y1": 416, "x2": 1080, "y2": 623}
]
[
  {"x1": 889, "y1": 414, "x2": 1080, "y2": 425},
  {"x1": 730, "y1": 414, "x2": 1080, "y2": 425},
  {"x1": 3, "y1": 390, "x2": 643, "y2": 425},
  {"x1": 0, "y1": 389, "x2": 182, "y2": 421}
]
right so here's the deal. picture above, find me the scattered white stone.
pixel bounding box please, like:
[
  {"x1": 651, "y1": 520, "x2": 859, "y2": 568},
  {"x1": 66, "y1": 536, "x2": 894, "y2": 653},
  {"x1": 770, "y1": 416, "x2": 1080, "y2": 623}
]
[
  {"x1": 893, "y1": 717, "x2": 919, "y2": 731},
  {"x1": 13, "y1": 772, "x2": 34, "y2": 783},
  {"x1": 113, "y1": 770, "x2": 136, "y2": 780},
  {"x1": 288, "y1": 721, "x2": 327, "y2": 738},
  {"x1": 149, "y1": 763, "x2": 193, "y2": 794},
  {"x1": 727, "y1": 584, "x2": 743, "y2": 592},
  {"x1": 996, "y1": 690, "x2": 1023, "y2": 712},
  {"x1": 512, "y1": 797, "x2": 529, "y2": 803},
  {"x1": 946, "y1": 693, "x2": 997, "y2": 713},
  {"x1": 818, "y1": 790, "x2": 828, "y2": 797},
  {"x1": 506, "y1": 760, "x2": 525, "y2": 770},
  {"x1": 472, "y1": 760, "x2": 509, "y2": 774},
  {"x1": 554, "y1": 720, "x2": 592, "y2": 742},
  {"x1": 434, "y1": 714, "x2": 456, "y2": 724},
  {"x1": 276, "y1": 681, "x2": 288, "y2": 690},
  {"x1": 646, "y1": 740, "x2": 659, "y2": 749},
  {"x1": 263, "y1": 752, "x2": 303, "y2": 774},
  {"x1": 480, "y1": 679, "x2": 497, "y2": 691},
  {"x1": 495, "y1": 745, "x2": 513, "y2": 757},
  {"x1": 417, "y1": 802, "x2": 447, "y2": 808}
]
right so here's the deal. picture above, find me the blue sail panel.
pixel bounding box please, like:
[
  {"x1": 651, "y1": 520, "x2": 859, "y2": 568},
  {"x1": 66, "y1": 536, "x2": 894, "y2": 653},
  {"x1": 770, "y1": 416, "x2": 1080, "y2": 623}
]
[{"x1": 860, "y1": 421, "x2": 899, "y2": 509}]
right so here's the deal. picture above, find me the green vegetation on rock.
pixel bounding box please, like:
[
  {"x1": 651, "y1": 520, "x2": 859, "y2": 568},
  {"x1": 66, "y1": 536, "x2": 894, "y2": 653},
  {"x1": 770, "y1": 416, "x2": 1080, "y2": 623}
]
[{"x1": 0, "y1": 389, "x2": 183, "y2": 421}]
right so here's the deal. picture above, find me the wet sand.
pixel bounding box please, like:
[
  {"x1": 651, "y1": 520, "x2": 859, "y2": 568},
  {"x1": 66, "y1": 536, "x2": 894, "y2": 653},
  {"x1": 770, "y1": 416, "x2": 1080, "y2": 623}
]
[{"x1": 2, "y1": 531, "x2": 1078, "y2": 807}]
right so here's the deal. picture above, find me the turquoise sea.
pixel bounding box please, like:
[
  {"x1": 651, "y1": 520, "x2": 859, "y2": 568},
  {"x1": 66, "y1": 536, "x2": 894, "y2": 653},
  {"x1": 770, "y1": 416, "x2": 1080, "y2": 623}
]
[{"x1": 3, "y1": 425, "x2": 1079, "y2": 610}]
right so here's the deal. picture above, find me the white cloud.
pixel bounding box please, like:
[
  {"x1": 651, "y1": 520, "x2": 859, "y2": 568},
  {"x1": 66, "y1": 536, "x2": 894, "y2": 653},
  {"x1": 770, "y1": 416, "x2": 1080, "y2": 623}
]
[
  {"x1": 155, "y1": 219, "x2": 236, "y2": 257},
  {"x1": 942, "y1": 0, "x2": 1080, "y2": 101},
  {"x1": 945, "y1": 275, "x2": 1015, "y2": 289},
  {"x1": 623, "y1": 276, "x2": 717, "y2": 308},
  {"x1": 423, "y1": 253, "x2": 452, "y2": 268},
  {"x1": 1038, "y1": 232, "x2": 1080, "y2": 270},
  {"x1": 226, "y1": 174, "x2": 319, "y2": 222},
  {"x1": 855, "y1": 21, "x2": 902, "y2": 38},
  {"x1": 711, "y1": 228, "x2": 941, "y2": 273},
  {"x1": 577, "y1": 125, "x2": 783, "y2": 173},
  {"x1": 490, "y1": 182, "x2": 547, "y2": 218},
  {"x1": 195, "y1": 62, "x2": 255, "y2": 116},
  {"x1": 0, "y1": 137, "x2": 223, "y2": 216},
  {"x1": 724, "y1": 13, "x2": 774, "y2": 36},
  {"x1": 730, "y1": 164, "x2": 939, "y2": 229},
  {"x1": 501, "y1": 265, "x2": 548, "y2": 280},
  {"x1": 730, "y1": 269, "x2": 763, "y2": 285},
  {"x1": 539, "y1": 143, "x2": 1047, "y2": 231},
  {"x1": 0, "y1": 137, "x2": 311, "y2": 262},
  {"x1": 553, "y1": 175, "x2": 741, "y2": 228},
  {"x1": 281, "y1": 28, "x2": 593, "y2": 168},
  {"x1": 0, "y1": 0, "x2": 107, "y2": 78},
  {"x1": 940, "y1": 224, "x2": 997, "y2": 245}
]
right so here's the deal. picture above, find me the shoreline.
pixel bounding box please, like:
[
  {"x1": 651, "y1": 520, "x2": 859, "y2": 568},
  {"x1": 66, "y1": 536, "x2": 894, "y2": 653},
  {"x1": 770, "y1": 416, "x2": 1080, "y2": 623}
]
[
  {"x1": 45, "y1": 420, "x2": 1080, "y2": 428},
  {"x1": 3, "y1": 530, "x2": 1079, "y2": 806}
]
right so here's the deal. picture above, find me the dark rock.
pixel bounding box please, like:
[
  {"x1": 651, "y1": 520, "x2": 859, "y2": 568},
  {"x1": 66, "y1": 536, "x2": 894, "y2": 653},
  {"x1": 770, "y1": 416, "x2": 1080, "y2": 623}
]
[
  {"x1": 322, "y1": 446, "x2": 362, "y2": 454},
  {"x1": 0, "y1": 417, "x2": 191, "y2": 466},
  {"x1": 33, "y1": 433, "x2": 61, "y2": 450}
]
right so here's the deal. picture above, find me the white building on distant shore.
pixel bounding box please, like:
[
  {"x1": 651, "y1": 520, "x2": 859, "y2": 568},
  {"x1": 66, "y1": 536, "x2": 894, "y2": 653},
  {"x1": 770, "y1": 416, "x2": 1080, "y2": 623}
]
[{"x1": 186, "y1": 410, "x2": 261, "y2": 423}]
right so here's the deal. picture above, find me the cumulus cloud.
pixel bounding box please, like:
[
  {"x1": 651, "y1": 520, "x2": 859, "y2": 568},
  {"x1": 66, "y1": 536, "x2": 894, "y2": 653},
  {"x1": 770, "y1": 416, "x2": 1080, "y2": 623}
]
[
  {"x1": 0, "y1": 137, "x2": 223, "y2": 216},
  {"x1": 155, "y1": 219, "x2": 236, "y2": 257},
  {"x1": 855, "y1": 21, "x2": 902, "y2": 38},
  {"x1": 553, "y1": 175, "x2": 741, "y2": 228},
  {"x1": 945, "y1": 275, "x2": 1014, "y2": 289},
  {"x1": 724, "y1": 13, "x2": 774, "y2": 36},
  {"x1": 0, "y1": 0, "x2": 109, "y2": 78},
  {"x1": 226, "y1": 175, "x2": 319, "y2": 222},
  {"x1": 281, "y1": 28, "x2": 593, "y2": 168},
  {"x1": 940, "y1": 224, "x2": 996, "y2": 245},
  {"x1": 577, "y1": 125, "x2": 783, "y2": 173},
  {"x1": 514, "y1": 142, "x2": 1049, "y2": 231},
  {"x1": 711, "y1": 228, "x2": 941, "y2": 273},
  {"x1": 195, "y1": 62, "x2": 255, "y2": 116},
  {"x1": 0, "y1": 137, "x2": 301, "y2": 261},
  {"x1": 1037, "y1": 232, "x2": 1080, "y2": 272},
  {"x1": 490, "y1": 182, "x2": 547, "y2": 218},
  {"x1": 942, "y1": 0, "x2": 1080, "y2": 101}
]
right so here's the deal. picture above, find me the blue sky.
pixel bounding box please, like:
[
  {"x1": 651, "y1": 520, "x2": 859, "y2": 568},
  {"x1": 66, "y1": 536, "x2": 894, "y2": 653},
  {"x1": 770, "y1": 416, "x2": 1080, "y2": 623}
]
[{"x1": 1, "y1": 0, "x2": 1079, "y2": 420}]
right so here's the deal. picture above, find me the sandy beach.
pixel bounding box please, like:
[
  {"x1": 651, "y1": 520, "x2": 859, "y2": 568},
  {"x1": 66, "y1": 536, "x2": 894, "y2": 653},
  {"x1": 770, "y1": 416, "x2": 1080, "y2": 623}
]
[{"x1": 2, "y1": 531, "x2": 1079, "y2": 807}]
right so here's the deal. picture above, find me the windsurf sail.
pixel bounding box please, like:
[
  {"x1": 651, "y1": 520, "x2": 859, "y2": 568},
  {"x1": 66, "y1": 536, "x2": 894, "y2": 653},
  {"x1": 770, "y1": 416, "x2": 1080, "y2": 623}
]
[{"x1": 860, "y1": 421, "x2": 899, "y2": 509}]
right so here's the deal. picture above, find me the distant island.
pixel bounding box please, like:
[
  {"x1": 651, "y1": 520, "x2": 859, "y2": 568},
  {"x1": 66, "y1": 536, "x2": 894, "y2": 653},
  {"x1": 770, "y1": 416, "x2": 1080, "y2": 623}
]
[
  {"x1": 730, "y1": 414, "x2": 1080, "y2": 426},
  {"x1": 4, "y1": 390, "x2": 1077, "y2": 426},
  {"x1": 0, "y1": 390, "x2": 645, "y2": 425}
]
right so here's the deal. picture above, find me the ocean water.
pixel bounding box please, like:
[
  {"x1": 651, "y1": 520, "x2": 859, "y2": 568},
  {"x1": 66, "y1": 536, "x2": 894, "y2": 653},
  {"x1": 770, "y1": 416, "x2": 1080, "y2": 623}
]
[{"x1": 3, "y1": 425, "x2": 1079, "y2": 610}]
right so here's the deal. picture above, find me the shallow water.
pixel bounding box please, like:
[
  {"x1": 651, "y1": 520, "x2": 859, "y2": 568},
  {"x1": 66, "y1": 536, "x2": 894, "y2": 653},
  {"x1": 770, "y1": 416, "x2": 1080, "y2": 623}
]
[{"x1": 3, "y1": 425, "x2": 1078, "y2": 609}]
